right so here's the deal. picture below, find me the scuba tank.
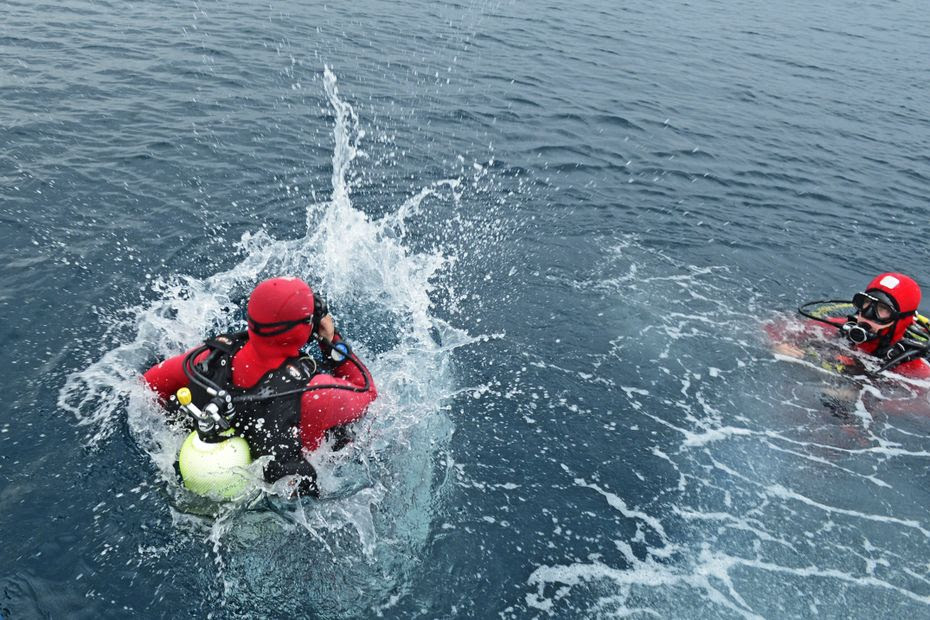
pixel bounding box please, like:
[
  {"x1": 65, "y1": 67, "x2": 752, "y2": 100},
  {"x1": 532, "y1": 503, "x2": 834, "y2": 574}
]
[{"x1": 173, "y1": 387, "x2": 253, "y2": 499}]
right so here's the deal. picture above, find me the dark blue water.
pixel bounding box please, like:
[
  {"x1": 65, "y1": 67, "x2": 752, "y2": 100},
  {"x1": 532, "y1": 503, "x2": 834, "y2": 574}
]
[{"x1": 4, "y1": 0, "x2": 930, "y2": 617}]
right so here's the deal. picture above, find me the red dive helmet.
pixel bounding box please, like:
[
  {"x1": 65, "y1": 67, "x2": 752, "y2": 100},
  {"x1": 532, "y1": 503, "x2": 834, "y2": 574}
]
[
  {"x1": 246, "y1": 277, "x2": 315, "y2": 357},
  {"x1": 863, "y1": 272, "x2": 920, "y2": 344}
]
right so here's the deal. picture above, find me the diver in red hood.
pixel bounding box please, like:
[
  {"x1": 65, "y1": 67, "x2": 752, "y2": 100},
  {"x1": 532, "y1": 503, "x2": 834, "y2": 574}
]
[
  {"x1": 143, "y1": 276, "x2": 377, "y2": 492},
  {"x1": 774, "y1": 272, "x2": 930, "y2": 379},
  {"x1": 835, "y1": 272, "x2": 929, "y2": 376}
]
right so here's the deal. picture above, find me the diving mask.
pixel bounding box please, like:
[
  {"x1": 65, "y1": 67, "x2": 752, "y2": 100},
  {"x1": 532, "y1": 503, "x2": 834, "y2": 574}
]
[{"x1": 851, "y1": 291, "x2": 899, "y2": 323}]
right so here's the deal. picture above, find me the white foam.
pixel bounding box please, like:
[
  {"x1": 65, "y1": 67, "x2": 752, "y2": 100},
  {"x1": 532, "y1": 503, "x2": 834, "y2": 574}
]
[
  {"x1": 55, "y1": 67, "x2": 499, "y2": 611},
  {"x1": 765, "y1": 483, "x2": 930, "y2": 537},
  {"x1": 572, "y1": 477, "x2": 669, "y2": 547}
]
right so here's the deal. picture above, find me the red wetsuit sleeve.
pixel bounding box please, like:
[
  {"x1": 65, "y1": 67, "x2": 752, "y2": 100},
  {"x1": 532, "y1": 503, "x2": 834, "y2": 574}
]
[
  {"x1": 142, "y1": 348, "x2": 208, "y2": 401},
  {"x1": 895, "y1": 358, "x2": 930, "y2": 380},
  {"x1": 299, "y1": 337, "x2": 378, "y2": 451}
]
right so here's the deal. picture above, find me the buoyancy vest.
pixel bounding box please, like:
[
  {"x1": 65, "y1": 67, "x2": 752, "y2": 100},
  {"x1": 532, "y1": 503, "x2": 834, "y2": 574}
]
[{"x1": 186, "y1": 332, "x2": 318, "y2": 481}]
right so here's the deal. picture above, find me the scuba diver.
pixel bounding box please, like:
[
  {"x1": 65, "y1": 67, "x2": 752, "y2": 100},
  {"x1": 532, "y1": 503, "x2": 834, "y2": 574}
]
[
  {"x1": 143, "y1": 276, "x2": 377, "y2": 496},
  {"x1": 773, "y1": 272, "x2": 930, "y2": 379},
  {"x1": 767, "y1": 272, "x2": 930, "y2": 426}
]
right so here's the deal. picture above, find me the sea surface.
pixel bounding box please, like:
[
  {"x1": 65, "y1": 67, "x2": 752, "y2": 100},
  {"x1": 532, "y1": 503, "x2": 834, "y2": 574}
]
[{"x1": 3, "y1": 0, "x2": 930, "y2": 618}]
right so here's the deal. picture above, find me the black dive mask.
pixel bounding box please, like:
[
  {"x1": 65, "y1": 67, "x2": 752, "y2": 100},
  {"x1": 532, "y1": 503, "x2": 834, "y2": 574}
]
[
  {"x1": 247, "y1": 293, "x2": 328, "y2": 337},
  {"x1": 851, "y1": 291, "x2": 901, "y2": 323},
  {"x1": 247, "y1": 314, "x2": 313, "y2": 337}
]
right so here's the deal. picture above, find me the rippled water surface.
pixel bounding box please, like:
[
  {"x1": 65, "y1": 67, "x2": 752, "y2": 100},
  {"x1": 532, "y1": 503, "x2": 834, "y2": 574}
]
[{"x1": 3, "y1": 0, "x2": 930, "y2": 617}]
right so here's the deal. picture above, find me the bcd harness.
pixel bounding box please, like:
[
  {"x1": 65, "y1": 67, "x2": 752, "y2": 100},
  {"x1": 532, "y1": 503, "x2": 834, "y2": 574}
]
[
  {"x1": 177, "y1": 318, "x2": 372, "y2": 475},
  {"x1": 187, "y1": 332, "x2": 311, "y2": 462},
  {"x1": 180, "y1": 331, "x2": 330, "y2": 486}
]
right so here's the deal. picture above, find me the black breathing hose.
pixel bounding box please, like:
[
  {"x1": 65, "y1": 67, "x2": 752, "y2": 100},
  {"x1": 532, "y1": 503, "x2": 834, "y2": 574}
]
[
  {"x1": 181, "y1": 339, "x2": 372, "y2": 406},
  {"x1": 181, "y1": 344, "x2": 222, "y2": 394},
  {"x1": 797, "y1": 300, "x2": 855, "y2": 327}
]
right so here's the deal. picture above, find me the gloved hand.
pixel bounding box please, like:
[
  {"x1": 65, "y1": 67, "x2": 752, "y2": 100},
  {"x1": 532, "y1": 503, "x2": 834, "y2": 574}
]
[{"x1": 311, "y1": 292, "x2": 329, "y2": 335}]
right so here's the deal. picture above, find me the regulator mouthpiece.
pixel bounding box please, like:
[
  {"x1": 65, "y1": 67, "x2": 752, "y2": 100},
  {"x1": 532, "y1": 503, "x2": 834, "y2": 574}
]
[{"x1": 842, "y1": 321, "x2": 875, "y2": 344}]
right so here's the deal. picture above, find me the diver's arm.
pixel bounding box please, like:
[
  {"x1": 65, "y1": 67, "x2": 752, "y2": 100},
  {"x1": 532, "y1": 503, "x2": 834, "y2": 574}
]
[
  {"x1": 765, "y1": 316, "x2": 846, "y2": 361},
  {"x1": 873, "y1": 359, "x2": 930, "y2": 416},
  {"x1": 315, "y1": 314, "x2": 378, "y2": 398},
  {"x1": 329, "y1": 335, "x2": 377, "y2": 397},
  {"x1": 895, "y1": 358, "x2": 930, "y2": 380},
  {"x1": 142, "y1": 348, "x2": 208, "y2": 402},
  {"x1": 299, "y1": 329, "x2": 378, "y2": 451},
  {"x1": 773, "y1": 342, "x2": 805, "y2": 358},
  {"x1": 864, "y1": 385, "x2": 930, "y2": 417},
  {"x1": 298, "y1": 373, "x2": 377, "y2": 451}
]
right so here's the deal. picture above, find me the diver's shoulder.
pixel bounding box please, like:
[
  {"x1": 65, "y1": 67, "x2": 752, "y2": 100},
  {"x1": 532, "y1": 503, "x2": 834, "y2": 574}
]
[{"x1": 894, "y1": 357, "x2": 930, "y2": 379}]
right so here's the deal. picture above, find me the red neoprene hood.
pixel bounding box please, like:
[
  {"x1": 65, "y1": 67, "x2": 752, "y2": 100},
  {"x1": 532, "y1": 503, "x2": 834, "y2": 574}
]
[
  {"x1": 246, "y1": 277, "x2": 315, "y2": 358},
  {"x1": 865, "y1": 272, "x2": 921, "y2": 344}
]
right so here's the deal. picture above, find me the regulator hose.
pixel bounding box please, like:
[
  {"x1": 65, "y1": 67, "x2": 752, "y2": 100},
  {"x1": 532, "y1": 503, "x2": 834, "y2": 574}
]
[{"x1": 180, "y1": 338, "x2": 372, "y2": 407}]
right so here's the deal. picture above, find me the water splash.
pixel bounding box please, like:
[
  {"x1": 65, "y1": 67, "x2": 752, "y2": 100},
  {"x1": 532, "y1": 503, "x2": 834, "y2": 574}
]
[{"x1": 56, "y1": 66, "x2": 496, "y2": 615}]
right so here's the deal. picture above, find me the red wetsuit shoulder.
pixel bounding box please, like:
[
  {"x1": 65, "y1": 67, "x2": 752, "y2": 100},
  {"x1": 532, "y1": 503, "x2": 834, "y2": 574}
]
[
  {"x1": 143, "y1": 348, "x2": 208, "y2": 400},
  {"x1": 892, "y1": 357, "x2": 930, "y2": 379},
  {"x1": 143, "y1": 336, "x2": 378, "y2": 453}
]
